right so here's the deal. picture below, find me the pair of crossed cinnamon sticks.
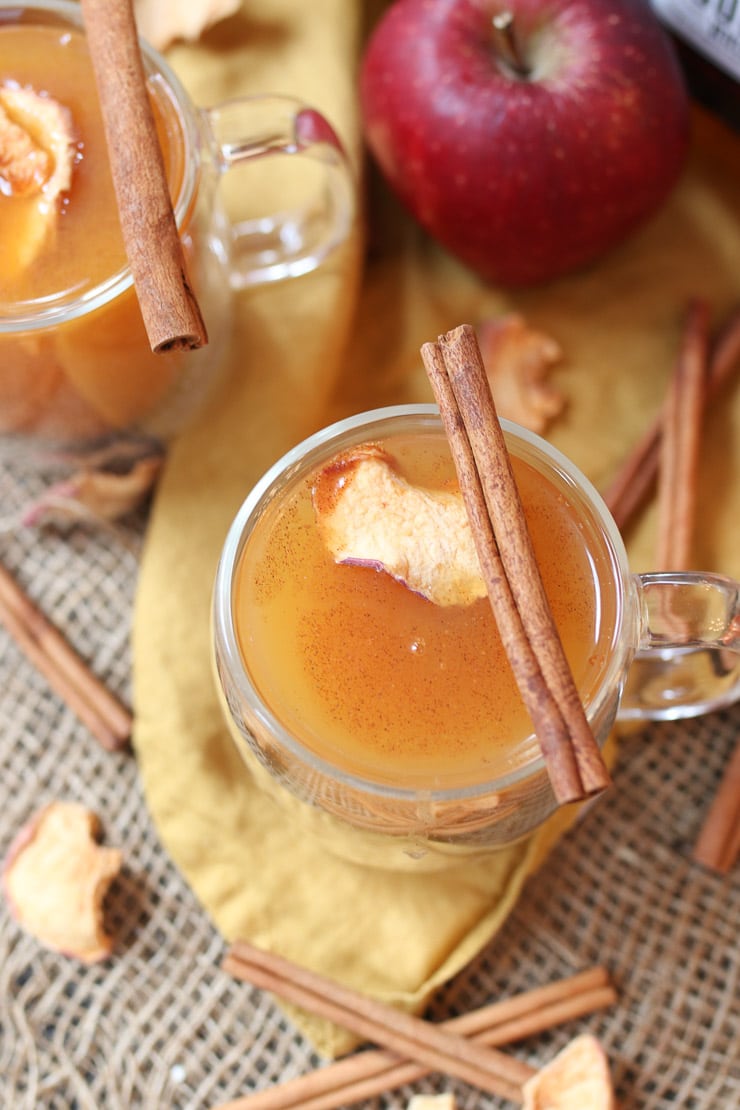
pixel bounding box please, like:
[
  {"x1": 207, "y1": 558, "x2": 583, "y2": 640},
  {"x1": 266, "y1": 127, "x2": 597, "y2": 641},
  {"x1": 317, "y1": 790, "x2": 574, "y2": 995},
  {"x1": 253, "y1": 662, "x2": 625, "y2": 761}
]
[
  {"x1": 421, "y1": 324, "x2": 611, "y2": 806},
  {"x1": 603, "y1": 299, "x2": 740, "y2": 543},
  {"x1": 0, "y1": 561, "x2": 131, "y2": 752},
  {"x1": 218, "y1": 940, "x2": 616, "y2": 1110},
  {"x1": 605, "y1": 301, "x2": 740, "y2": 876}
]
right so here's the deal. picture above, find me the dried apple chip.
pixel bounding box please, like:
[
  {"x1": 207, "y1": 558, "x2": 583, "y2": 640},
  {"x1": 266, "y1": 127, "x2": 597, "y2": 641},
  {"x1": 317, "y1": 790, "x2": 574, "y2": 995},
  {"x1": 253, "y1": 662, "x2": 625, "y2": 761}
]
[
  {"x1": 0, "y1": 86, "x2": 74, "y2": 199},
  {"x1": 0, "y1": 98, "x2": 50, "y2": 195},
  {"x1": 0, "y1": 85, "x2": 75, "y2": 274},
  {"x1": 522, "y1": 1033, "x2": 616, "y2": 1109},
  {"x1": 312, "y1": 443, "x2": 486, "y2": 607},
  {"x1": 22, "y1": 455, "x2": 163, "y2": 528},
  {"x1": 134, "y1": 0, "x2": 240, "y2": 50},
  {"x1": 477, "y1": 314, "x2": 566, "y2": 434},
  {"x1": 3, "y1": 801, "x2": 123, "y2": 964}
]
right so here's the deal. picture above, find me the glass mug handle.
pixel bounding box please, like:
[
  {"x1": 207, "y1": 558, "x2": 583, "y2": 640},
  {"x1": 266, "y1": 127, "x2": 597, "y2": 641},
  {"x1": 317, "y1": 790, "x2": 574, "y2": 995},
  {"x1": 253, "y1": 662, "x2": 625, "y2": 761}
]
[
  {"x1": 619, "y1": 571, "x2": 740, "y2": 721},
  {"x1": 202, "y1": 95, "x2": 355, "y2": 288}
]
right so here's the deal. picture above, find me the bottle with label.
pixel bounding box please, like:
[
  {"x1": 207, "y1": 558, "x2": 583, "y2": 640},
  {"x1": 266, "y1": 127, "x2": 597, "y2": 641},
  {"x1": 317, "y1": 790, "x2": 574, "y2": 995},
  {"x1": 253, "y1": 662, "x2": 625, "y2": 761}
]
[{"x1": 651, "y1": 0, "x2": 740, "y2": 131}]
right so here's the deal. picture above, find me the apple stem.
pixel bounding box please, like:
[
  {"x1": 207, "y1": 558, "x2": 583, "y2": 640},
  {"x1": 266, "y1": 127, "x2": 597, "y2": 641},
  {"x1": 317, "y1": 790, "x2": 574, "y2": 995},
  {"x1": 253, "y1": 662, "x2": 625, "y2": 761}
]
[{"x1": 491, "y1": 11, "x2": 530, "y2": 79}]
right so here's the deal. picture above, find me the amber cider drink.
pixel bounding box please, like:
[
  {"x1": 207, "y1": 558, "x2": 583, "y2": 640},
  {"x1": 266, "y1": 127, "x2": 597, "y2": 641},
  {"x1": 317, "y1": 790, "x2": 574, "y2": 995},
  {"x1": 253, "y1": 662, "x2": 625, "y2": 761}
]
[
  {"x1": 233, "y1": 423, "x2": 620, "y2": 793},
  {"x1": 0, "y1": 3, "x2": 228, "y2": 454}
]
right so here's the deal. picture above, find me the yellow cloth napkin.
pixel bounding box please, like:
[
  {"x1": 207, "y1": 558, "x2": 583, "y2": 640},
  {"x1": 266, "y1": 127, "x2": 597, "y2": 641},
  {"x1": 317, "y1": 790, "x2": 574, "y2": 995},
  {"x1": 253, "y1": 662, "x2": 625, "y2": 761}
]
[{"x1": 132, "y1": 1, "x2": 740, "y2": 1057}]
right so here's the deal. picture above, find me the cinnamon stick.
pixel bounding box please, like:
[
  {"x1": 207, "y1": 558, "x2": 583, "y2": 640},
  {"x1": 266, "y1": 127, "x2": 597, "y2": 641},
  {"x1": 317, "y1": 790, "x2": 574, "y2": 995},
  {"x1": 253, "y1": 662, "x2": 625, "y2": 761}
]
[
  {"x1": 609, "y1": 301, "x2": 738, "y2": 873},
  {"x1": 222, "y1": 940, "x2": 533, "y2": 1104},
  {"x1": 605, "y1": 302, "x2": 740, "y2": 532},
  {"x1": 654, "y1": 299, "x2": 710, "y2": 571},
  {"x1": 80, "y1": 0, "x2": 208, "y2": 352},
  {"x1": 214, "y1": 966, "x2": 616, "y2": 1110},
  {"x1": 693, "y1": 738, "x2": 740, "y2": 874},
  {"x1": 421, "y1": 325, "x2": 610, "y2": 805},
  {"x1": 0, "y1": 562, "x2": 131, "y2": 752}
]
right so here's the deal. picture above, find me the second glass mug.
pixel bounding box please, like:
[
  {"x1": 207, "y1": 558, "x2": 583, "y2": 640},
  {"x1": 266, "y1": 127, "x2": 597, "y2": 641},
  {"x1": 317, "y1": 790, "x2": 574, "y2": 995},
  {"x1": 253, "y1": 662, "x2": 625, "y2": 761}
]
[
  {"x1": 212, "y1": 405, "x2": 740, "y2": 870},
  {"x1": 0, "y1": 0, "x2": 354, "y2": 467}
]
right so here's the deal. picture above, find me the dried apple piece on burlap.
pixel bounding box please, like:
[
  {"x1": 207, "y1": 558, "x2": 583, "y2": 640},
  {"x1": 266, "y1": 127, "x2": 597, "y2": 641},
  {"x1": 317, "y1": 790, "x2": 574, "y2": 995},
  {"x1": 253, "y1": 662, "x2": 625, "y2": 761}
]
[
  {"x1": 312, "y1": 443, "x2": 486, "y2": 607},
  {"x1": 477, "y1": 314, "x2": 566, "y2": 434},
  {"x1": 3, "y1": 801, "x2": 123, "y2": 964},
  {"x1": 22, "y1": 454, "x2": 163, "y2": 528},
  {"x1": 523, "y1": 1033, "x2": 616, "y2": 1109}
]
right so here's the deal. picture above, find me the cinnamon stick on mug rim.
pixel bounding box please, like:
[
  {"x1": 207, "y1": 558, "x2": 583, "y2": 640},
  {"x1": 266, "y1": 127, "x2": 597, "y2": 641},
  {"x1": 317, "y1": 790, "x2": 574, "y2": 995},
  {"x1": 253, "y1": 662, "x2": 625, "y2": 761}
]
[
  {"x1": 421, "y1": 324, "x2": 610, "y2": 805},
  {"x1": 80, "y1": 0, "x2": 208, "y2": 353}
]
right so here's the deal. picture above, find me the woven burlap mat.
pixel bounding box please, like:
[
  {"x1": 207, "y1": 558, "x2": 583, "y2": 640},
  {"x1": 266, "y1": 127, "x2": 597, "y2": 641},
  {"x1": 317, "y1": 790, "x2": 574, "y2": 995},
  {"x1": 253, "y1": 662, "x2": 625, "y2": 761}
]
[{"x1": 0, "y1": 455, "x2": 738, "y2": 1110}]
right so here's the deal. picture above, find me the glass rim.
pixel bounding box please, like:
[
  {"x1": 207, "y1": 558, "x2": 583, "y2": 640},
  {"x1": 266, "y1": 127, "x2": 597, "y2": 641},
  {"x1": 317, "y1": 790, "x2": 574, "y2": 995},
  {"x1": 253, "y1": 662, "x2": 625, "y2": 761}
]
[
  {"x1": 0, "y1": 0, "x2": 200, "y2": 331},
  {"x1": 213, "y1": 403, "x2": 633, "y2": 803}
]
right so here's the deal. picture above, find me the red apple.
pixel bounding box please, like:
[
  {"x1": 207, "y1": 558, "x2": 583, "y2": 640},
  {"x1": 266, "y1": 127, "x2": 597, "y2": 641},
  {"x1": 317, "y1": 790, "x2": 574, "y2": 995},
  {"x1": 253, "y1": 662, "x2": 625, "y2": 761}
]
[{"x1": 360, "y1": 0, "x2": 691, "y2": 286}]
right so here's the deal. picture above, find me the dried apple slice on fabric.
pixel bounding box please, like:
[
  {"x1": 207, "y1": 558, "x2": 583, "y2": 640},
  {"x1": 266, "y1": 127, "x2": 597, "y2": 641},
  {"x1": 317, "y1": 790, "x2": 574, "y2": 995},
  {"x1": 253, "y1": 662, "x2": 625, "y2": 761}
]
[
  {"x1": 0, "y1": 85, "x2": 75, "y2": 274},
  {"x1": 522, "y1": 1033, "x2": 616, "y2": 1109},
  {"x1": 3, "y1": 801, "x2": 123, "y2": 964},
  {"x1": 477, "y1": 314, "x2": 566, "y2": 434},
  {"x1": 311, "y1": 444, "x2": 486, "y2": 607},
  {"x1": 134, "y1": 0, "x2": 240, "y2": 50}
]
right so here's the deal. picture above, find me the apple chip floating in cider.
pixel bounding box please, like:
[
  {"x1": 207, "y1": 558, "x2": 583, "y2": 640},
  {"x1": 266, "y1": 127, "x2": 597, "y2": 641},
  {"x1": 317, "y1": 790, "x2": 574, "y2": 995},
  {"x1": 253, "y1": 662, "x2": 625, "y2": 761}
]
[
  {"x1": 3, "y1": 801, "x2": 123, "y2": 964},
  {"x1": 522, "y1": 1034, "x2": 616, "y2": 1109},
  {"x1": 311, "y1": 443, "x2": 486, "y2": 607},
  {"x1": 0, "y1": 84, "x2": 75, "y2": 271}
]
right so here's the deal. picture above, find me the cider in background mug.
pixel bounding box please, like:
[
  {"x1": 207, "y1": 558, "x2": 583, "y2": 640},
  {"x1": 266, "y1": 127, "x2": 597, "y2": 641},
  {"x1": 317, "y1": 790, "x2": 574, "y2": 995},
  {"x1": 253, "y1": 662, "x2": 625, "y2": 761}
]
[
  {"x1": 212, "y1": 405, "x2": 740, "y2": 869},
  {"x1": 0, "y1": 0, "x2": 354, "y2": 467}
]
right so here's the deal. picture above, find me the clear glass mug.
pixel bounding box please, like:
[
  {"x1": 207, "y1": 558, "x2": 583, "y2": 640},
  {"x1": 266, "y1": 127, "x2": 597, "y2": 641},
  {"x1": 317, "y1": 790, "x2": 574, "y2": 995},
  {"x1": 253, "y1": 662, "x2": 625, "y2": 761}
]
[
  {"x1": 0, "y1": 0, "x2": 354, "y2": 470},
  {"x1": 212, "y1": 405, "x2": 740, "y2": 869}
]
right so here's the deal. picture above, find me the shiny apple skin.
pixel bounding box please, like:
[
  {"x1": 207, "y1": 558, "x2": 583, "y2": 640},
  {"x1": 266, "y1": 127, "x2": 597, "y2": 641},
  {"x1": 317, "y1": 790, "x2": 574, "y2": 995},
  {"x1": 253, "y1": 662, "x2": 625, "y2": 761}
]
[{"x1": 360, "y1": 0, "x2": 691, "y2": 286}]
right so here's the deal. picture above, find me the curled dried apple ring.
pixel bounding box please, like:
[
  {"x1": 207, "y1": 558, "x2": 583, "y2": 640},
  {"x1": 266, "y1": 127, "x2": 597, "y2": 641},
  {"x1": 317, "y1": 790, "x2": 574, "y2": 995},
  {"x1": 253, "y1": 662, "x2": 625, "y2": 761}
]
[
  {"x1": 3, "y1": 801, "x2": 123, "y2": 964},
  {"x1": 312, "y1": 443, "x2": 487, "y2": 607}
]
